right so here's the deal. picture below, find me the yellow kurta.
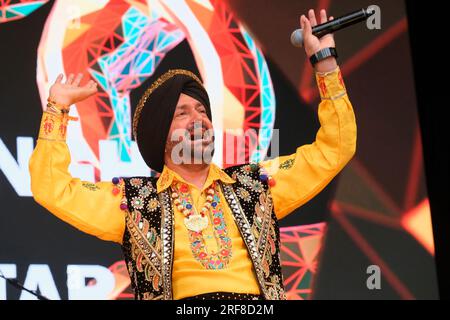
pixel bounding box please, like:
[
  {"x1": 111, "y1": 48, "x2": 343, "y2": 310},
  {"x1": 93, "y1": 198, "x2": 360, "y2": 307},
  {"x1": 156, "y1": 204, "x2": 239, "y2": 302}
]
[{"x1": 29, "y1": 67, "x2": 356, "y2": 299}]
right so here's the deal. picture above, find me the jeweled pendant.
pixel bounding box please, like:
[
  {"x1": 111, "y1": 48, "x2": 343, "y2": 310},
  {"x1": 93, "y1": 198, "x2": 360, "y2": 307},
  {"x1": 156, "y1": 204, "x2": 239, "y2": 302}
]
[{"x1": 184, "y1": 213, "x2": 209, "y2": 232}]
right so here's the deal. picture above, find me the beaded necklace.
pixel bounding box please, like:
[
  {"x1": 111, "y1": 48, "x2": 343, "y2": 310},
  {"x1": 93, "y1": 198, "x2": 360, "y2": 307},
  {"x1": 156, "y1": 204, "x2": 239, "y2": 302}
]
[
  {"x1": 171, "y1": 183, "x2": 214, "y2": 232},
  {"x1": 171, "y1": 182, "x2": 232, "y2": 269}
]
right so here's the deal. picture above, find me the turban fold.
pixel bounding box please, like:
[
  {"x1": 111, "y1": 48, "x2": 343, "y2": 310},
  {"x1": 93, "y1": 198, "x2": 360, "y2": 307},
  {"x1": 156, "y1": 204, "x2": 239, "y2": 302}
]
[{"x1": 133, "y1": 69, "x2": 211, "y2": 173}]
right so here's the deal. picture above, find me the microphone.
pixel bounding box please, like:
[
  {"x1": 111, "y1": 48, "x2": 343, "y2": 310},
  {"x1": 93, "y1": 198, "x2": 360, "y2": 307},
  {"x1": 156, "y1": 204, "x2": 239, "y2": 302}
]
[
  {"x1": 291, "y1": 7, "x2": 375, "y2": 47},
  {"x1": 0, "y1": 271, "x2": 50, "y2": 300}
]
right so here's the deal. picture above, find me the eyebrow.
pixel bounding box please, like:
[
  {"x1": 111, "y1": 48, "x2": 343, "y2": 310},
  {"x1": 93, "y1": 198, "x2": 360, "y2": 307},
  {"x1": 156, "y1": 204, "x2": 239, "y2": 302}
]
[{"x1": 176, "y1": 101, "x2": 203, "y2": 110}]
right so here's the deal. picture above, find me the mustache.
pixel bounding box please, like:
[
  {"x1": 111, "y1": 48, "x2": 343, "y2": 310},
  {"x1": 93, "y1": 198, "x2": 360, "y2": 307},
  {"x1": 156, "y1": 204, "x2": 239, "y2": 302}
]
[
  {"x1": 183, "y1": 121, "x2": 214, "y2": 141},
  {"x1": 186, "y1": 120, "x2": 208, "y2": 132},
  {"x1": 166, "y1": 125, "x2": 214, "y2": 144},
  {"x1": 183, "y1": 129, "x2": 214, "y2": 141}
]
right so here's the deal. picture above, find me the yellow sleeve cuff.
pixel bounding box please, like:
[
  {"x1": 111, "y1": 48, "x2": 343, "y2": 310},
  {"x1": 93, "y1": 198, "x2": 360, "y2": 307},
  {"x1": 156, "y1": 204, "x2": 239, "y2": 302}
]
[
  {"x1": 38, "y1": 112, "x2": 69, "y2": 141},
  {"x1": 315, "y1": 67, "x2": 347, "y2": 101}
]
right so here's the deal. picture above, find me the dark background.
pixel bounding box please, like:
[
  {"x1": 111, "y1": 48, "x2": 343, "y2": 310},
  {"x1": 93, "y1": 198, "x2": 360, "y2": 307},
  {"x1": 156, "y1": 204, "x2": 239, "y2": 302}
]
[{"x1": 405, "y1": 0, "x2": 449, "y2": 300}]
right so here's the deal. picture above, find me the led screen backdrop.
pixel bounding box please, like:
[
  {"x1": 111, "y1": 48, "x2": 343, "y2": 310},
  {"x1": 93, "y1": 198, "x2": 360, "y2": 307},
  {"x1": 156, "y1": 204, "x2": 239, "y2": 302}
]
[{"x1": 0, "y1": 0, "x2": 438, "y2": 299}]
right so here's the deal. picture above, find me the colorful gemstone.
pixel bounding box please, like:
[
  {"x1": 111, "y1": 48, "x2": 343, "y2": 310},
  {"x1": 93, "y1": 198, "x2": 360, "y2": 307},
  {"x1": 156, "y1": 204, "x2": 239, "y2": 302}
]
[
  {"x1": 268, "y1": 178, "x2": 276, "y2": 187},
  {"x1": 250, "y1": 163, "x2": 259, "y2": 172},
  {"x1": 259, "y1": 174, "x2": 268, "y2": 182},
  {"x1": 112, "y1": 177, "x2": 120, "y2": 185},
  {"x1": 120, "y1": 203, "x2": 128, "y2": 210},
  {"x1": 112, "y1": 187, "x2": 120, "y2": 196}
]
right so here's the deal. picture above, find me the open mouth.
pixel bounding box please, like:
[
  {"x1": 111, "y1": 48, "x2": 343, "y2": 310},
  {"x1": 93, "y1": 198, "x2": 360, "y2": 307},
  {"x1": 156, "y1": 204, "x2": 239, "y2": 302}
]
[{"x1": 185, "y1": 128, "x2": 213, "y2": 143}]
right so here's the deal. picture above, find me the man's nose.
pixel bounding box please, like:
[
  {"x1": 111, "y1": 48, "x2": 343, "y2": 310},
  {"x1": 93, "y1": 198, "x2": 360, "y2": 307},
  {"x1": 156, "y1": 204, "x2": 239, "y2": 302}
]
[
  {"x1": 191, "y1": 119, "x2": 204, "y2": 132},
  {"x1": 190, "y1": 109, "x2": 204, "y2": 123}
]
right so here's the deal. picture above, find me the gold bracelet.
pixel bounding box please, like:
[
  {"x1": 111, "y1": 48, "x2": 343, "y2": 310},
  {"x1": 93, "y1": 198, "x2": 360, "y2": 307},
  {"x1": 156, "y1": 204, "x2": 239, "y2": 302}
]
[
  {"x1": 47, "y1": 97, "x2": 69, "y2": 111},
  {"x1": 45, "y1": 102, "x2": 62, "y2": 115},
  {"x1": 44, "y1": 99, "x2": 78, "y2": 119}
]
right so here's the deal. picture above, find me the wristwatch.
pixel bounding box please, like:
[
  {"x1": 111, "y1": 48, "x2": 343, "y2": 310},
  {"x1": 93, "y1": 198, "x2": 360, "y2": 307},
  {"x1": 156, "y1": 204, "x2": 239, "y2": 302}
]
[{"x1": 309, "y1": 47, "x2": 338, "y2": 67}]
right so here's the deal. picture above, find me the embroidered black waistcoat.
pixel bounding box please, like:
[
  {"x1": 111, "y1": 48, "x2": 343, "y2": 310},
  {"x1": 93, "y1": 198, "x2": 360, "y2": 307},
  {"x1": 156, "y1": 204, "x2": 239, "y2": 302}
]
[{"x1": 121, "y1": 164, "x2": 287, "y2": 300}]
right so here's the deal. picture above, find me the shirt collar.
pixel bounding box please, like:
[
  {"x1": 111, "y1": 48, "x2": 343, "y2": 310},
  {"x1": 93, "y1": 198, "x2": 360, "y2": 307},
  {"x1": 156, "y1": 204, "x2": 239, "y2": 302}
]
[{"x1": 156, "y1": 163, "x2": 236, "y2": 193}]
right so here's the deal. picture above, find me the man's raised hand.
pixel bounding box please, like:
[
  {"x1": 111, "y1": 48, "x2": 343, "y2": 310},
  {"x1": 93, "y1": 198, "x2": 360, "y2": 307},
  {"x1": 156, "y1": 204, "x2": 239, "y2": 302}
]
[
  {"x1": 49, "y1": 73, "x2": 98, "y2": 108},
  {"x1": 300, "y1": 9, "x2": 338, "y2": 73}
]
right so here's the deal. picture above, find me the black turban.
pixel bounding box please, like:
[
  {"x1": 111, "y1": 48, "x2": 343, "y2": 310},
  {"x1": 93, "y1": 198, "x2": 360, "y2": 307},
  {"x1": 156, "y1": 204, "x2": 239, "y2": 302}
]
[{"x1": 132, "y1": 69, "x2": 212, "y2": 173}]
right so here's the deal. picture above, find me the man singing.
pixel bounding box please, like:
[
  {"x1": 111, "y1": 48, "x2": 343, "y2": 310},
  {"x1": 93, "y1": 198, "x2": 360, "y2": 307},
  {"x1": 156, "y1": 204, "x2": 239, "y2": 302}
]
[{"x1": 29, "y1": 10, "x2": 357, "y2": 300}]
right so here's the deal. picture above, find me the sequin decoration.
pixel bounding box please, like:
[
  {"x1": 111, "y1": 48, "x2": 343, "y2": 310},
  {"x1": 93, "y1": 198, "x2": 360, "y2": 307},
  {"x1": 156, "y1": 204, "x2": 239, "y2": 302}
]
[
  {"x1": 251, "y1": 180, "x2": 264, "y2": 193},
  {"x1": 236, "y1": 187, "x2": 252, "y2": 202},
  {"x1": 131, "y1": 196, "x2": 145, "y2": 209},
  {"x1": 139, "y1": 185, "x2": 153, "y2": 198},
  {"x1": 240, "y1": 164, "x2": 253, "y2": 175},
  {"x1": 237, "y1": 174, "x2": 253, "y2": 187},
  {"x1": 130, "y1": 178, "x2": 143, "y2": 188},
  {"x1": 147, "y1": 198, "x2": 160, "y2": 212}
]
